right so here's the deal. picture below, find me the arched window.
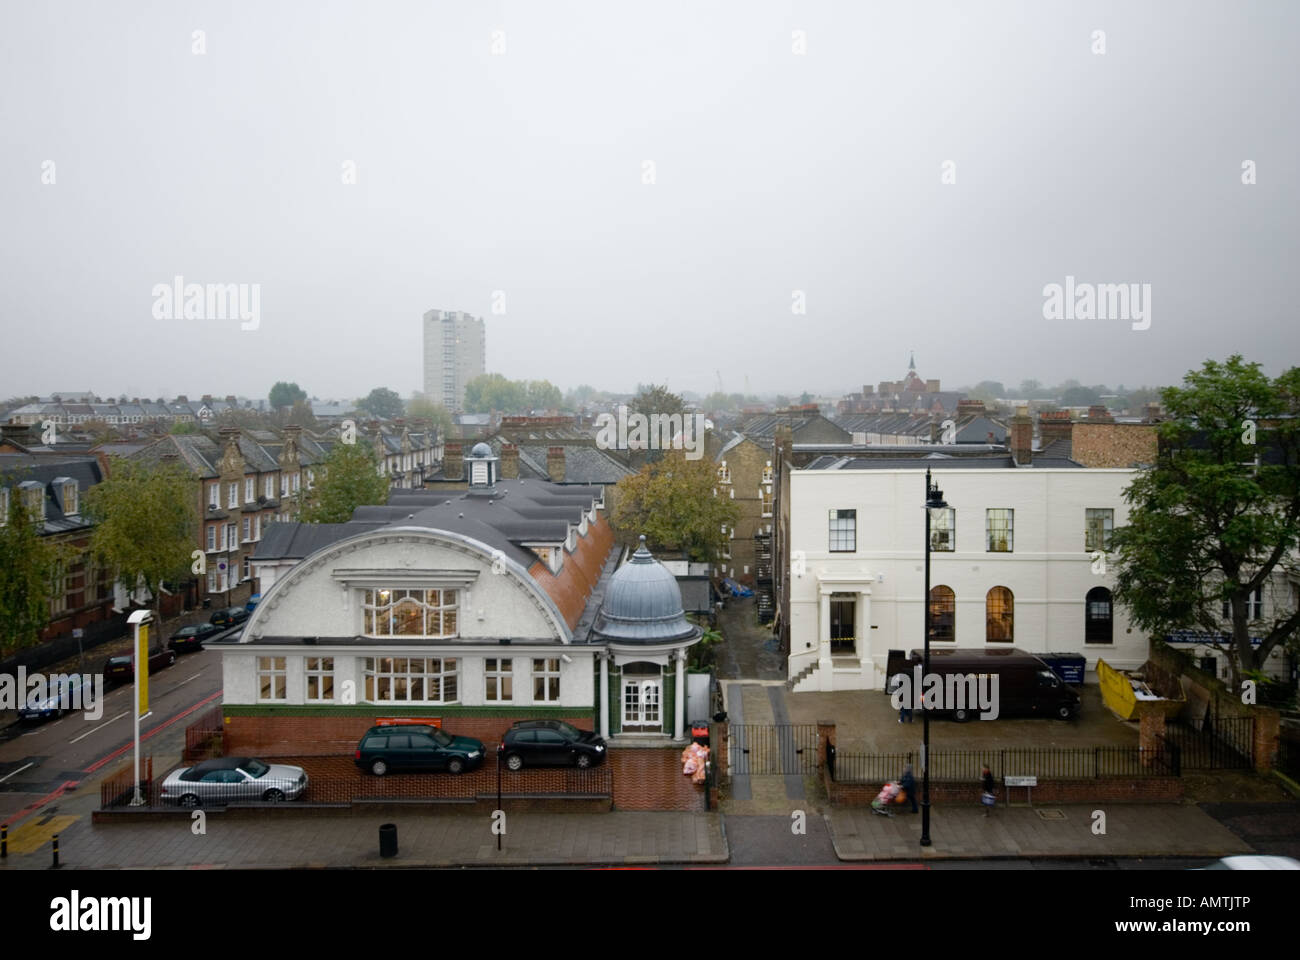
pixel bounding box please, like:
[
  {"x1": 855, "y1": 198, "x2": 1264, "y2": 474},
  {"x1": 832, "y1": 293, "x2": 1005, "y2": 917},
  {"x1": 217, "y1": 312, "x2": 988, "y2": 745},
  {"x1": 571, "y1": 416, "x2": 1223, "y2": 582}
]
[
  {"x1": 929, "y1": 586, "x2": 955, "y2": 642},
  {"x1": 986, "y1": 587, "x2": 1013, "y2": 642},
  {"x1": 1085, "y1": 587, "x2": 1113, "y2": 644}
]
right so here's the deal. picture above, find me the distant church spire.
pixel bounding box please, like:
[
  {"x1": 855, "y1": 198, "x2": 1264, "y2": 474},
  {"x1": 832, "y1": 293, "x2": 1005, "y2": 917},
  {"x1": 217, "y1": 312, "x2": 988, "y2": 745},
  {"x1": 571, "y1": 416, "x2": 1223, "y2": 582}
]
[{"x1": 908, "y1": 351, "x2": 916, "y2": 371}]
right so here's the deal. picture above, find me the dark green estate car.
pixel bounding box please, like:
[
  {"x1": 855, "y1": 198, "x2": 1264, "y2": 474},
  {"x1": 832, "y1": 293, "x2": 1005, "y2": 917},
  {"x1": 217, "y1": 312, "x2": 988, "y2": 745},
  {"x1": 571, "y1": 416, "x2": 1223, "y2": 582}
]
[{"x1": 354, "y1": 724, "x2": 486, "y2": 776}]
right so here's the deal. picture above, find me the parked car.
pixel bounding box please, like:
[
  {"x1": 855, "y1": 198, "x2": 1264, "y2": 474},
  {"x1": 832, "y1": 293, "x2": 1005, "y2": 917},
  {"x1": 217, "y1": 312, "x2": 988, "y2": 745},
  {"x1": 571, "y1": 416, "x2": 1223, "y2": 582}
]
[
  {"x1": 354, "y1": 724, "x2": 485, "y2": 776},
  {"x1": 104, "y1": 647, "x2": 177, "y2": 684},
  {"x1": 159, "y1": 757, "x2": 308, "y2": 807},
  {"x1": 501, "y1": 719, "x2": 607, "y2": 770},
  {"x1": 1197, "y1": 856, "x2": 1300, "y2": 870},
  {"x1": 169, "y1": 622, "x2": 220, "y2": 653},
  {"x1": 209, "y1": 606, "x2": 250, "y2": 629},
  {"x1": 17, "y1": 674, "x2": 95, "y2": 722}
]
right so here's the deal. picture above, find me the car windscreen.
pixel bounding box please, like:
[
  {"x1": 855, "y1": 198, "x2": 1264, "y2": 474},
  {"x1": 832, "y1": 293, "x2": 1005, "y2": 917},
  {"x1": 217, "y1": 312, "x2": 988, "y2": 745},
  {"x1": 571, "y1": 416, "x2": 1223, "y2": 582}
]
[
  {"x1": 554, "y1": 721, "x2": 580, "y2": 740},
  {"x1": 431, "y1": 729, "x2": 453, "y2": 747},
  {"x1": 241, "y1": 759, "x2": 270, "y2": 778}
]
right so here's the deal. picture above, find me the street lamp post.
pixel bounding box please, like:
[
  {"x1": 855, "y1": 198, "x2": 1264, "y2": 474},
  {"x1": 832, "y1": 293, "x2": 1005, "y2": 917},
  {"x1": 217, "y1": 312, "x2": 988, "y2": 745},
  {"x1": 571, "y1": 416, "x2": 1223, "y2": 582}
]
[{"x1": 920, "y1": 467, "x2": 947, "y2": 848}]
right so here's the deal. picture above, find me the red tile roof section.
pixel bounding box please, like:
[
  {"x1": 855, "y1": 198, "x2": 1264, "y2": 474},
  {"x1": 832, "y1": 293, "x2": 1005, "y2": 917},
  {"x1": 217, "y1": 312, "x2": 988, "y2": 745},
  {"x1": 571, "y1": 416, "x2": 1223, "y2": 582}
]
[{"x1": 527, "y1": 512, "x2": 617, "y2": 630}]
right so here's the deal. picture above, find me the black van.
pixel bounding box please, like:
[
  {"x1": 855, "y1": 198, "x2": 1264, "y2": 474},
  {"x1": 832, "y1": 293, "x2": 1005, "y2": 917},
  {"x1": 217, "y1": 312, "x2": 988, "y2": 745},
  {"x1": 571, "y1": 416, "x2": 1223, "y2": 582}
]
[{"x1": 885, "y1": 647, "x2": 1081, "y2": 721}]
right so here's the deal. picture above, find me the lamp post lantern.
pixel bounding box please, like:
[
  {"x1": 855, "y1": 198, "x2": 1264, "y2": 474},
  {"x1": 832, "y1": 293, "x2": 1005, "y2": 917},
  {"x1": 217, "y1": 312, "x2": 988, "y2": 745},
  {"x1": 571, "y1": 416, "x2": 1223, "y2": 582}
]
[{"x1": 920, "y1": 467, "x2": 947, "y2": 848}]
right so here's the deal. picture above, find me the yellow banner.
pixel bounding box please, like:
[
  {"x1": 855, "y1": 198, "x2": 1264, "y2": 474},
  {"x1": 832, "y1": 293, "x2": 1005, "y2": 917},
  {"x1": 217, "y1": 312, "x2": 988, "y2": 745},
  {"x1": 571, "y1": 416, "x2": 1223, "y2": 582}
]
[{"x1": 136, "y1": 623, "x2": 149, "y2": 717}]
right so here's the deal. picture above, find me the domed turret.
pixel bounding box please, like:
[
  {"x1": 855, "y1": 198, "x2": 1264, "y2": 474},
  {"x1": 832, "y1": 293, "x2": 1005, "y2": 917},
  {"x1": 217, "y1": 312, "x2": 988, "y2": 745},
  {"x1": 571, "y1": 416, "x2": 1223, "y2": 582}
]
[{"x1": 592, "y1": 536, "x2": 699, "y2": 643}]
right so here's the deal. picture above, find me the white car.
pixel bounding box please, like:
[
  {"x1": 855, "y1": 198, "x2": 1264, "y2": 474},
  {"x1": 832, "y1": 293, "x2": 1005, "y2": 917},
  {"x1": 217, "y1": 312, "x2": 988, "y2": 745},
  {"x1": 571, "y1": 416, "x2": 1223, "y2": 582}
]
[
  {"x1": 1199, "y1": 855, "x2": 1300, "y2": 870},
  {"x1": 159, "y1": 757, "x2": 308, "y2": 807}
]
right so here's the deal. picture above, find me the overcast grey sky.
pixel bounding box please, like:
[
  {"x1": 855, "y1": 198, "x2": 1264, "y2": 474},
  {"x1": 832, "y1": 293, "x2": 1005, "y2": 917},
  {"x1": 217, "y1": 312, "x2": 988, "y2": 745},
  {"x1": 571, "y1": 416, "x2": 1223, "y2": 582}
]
[{"x1": 2, "y1": 0, "x2": 1297, "y2": 401}]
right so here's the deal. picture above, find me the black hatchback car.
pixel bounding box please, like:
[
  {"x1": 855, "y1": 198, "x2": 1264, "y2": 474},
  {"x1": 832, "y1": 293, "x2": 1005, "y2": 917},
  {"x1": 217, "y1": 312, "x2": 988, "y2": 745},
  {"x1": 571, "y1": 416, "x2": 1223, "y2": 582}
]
[
  {"x1": 354, "y1": 725, "x2": 486, "y2": 776},
  {"x1": 209, "y1": 606, "x2": 250, "y2": 629},
  {"x1": 169, "y1": 622, "x2": 220, "y2": 653},
  {"x1": 501, "y1": 719, "x2": 607, "y2": 771}
]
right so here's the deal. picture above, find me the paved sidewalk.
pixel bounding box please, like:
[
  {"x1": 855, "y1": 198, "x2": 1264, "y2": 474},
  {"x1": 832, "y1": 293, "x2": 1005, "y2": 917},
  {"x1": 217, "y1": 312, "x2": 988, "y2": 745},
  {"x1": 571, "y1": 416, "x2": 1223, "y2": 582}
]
[
  {"x1": 0, "y1": 811, "x2": 728, "y2": 869},
  {"x1": 828, "y1": 804, "x2": 1254, "y2": 861}
]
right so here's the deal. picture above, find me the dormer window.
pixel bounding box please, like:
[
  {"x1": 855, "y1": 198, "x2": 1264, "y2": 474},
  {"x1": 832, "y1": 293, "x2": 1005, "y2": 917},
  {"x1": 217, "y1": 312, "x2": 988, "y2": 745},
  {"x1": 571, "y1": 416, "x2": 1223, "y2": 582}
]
[
  {"x1": 19, "y1": 481, "x2": 44, "y2": 523},
  {"x1": 762, "y1": 462, "x2": 773, "y2": 485},
  {"x1": 717, "y1": 462, "x2": 731, "y2": 484},
  {"x1": 60, "y1": 479, "x2": 78, "y2": 517}
]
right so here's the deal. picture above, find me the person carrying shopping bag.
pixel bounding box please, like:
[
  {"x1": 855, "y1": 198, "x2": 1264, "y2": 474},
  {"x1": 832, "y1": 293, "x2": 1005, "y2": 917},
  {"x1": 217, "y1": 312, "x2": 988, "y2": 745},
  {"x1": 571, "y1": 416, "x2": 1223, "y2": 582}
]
[{"x1": 980, "y1": 764, "x2": 997, "y2": 817}]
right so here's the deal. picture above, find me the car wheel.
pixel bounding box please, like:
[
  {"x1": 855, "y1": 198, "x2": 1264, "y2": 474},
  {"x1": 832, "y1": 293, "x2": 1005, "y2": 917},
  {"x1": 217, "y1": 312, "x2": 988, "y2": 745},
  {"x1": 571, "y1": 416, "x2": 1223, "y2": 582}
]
[
  {"x1": 447, "y1": 758, "x2": 465, "y2": 775},
  {"x1": 370, "y1": 759, "x2": 388, "y2": 776},
  {"x1": 953, "y1": 708, "x2": 971, "y2": 723},
  {"x1": 1056, "y1": 704, "x2": 1073, "y2": 720},
  {"x1": 263, "y1": 789, "x2": 285, "y2": 802},
  {"x1": 505, "y1": 753, "x2": 524, "y2": 771},
  {"x1": 575, "y1": 753, "x2": 592, "y2": 769},
  {"x1": 180, "y1": 794, "x2": 201, "y2": 808}
]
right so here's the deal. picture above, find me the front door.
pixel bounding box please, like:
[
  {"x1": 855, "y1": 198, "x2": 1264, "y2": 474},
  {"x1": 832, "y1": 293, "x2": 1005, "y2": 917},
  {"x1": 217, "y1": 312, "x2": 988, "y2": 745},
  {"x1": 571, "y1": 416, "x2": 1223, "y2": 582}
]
[{"x1": 623, "y1": 678, "x2": 662, "y2": 731}]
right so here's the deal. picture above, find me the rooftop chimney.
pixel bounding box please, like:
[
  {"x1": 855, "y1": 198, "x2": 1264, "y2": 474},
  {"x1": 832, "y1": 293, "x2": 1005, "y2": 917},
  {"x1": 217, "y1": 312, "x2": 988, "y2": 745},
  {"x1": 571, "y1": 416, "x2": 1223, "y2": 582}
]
[
  {"x1": 444, "y1": 442, "x2": 463, "y2": 481},
  {"x1": 501, "y1": 443, "x2": 520, "y2": 479},
  {"x1": 1145, "y1": 402, "x2": 1162, "y2": 422},
  {"x1": 1038, "y1": 409, "x2": 1073, "y2": 448},
  {"x1": 1087, "y1": 405, "x2": 1114, "y2": 423},
  {"x1": 547, "y1": 446, "x2": 566, "y2": 483},
  {"x1": 1010, "y1": 407, "x2": 1033, "y2": 466}
]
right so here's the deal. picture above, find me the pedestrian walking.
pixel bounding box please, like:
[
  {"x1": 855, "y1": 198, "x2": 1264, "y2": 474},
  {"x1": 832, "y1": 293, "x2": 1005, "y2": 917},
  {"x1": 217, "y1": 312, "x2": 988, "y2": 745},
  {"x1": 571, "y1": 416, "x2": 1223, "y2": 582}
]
[
  {"x1": 980, "y1": 764, "x2": 996, "y2": 817},
  {"x1": 900, "y1": 763, "x2": 918, "y2": 814}
]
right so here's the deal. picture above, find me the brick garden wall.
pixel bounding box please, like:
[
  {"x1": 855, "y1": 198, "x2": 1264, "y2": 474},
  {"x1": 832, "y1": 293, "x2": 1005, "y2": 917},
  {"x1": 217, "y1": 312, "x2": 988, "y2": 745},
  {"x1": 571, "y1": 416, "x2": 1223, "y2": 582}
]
[{"x1": 610, "y1": 749, "x2": 706, "y2": 812}]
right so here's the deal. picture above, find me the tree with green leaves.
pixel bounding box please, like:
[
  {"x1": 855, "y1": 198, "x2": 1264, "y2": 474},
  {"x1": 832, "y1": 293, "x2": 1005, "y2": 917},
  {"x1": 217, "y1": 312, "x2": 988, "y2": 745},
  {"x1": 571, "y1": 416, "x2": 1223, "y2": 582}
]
[
  {"x1": 0, "y1": 491, "x2": 55, "y2": 657},
  {"x1": 407, "y1": 393, "x2": 454, "y2": 440},
  {"x1": 463, "y1": 373, "x2": 527, "y2": 413},
  {"x1": 269, "y1": 381, "x2": 308, "y2": 410},
  {"x1": 355, "y1": 387, "x2": 404, "y2": 421},
  {"x1": 611, "y1": 450, "x2": 740, "y2": 565},
  {"x1": 525, "y1": 380, "x2": 562, "y2": 411},
  {"x1": 85, "y1": 458, "x2": 199, "y2": 624},
  {"x1": 301, "y1": 441, "x2": 391, "y2": 523},
  {"x1": 630, "y1": 384, "x2": 686, "y2": 420},
  {"x1": 1111, "y1": 356, "x2": 1300, "y2": 682}
]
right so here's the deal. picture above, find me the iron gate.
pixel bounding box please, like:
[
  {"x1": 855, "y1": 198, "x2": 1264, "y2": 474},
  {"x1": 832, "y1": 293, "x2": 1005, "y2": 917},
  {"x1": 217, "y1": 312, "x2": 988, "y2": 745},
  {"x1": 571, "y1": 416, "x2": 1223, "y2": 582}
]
[
  {"x1": 728, "y1": 723, "x2": 820, "y2": 775},
  {"x1": 1165, "y1": 715, "x2": 1255, "y2": 770}
]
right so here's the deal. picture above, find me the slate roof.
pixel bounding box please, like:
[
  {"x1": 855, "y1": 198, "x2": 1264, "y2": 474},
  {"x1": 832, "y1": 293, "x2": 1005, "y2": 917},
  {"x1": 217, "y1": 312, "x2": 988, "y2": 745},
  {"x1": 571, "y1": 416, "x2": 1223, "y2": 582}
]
[
  {"x1": 254, "y1": 479, "x2": 606, "y2": 573},
  {"x1": 0, "y1": 454, "x2": 104, "y2": 534}
]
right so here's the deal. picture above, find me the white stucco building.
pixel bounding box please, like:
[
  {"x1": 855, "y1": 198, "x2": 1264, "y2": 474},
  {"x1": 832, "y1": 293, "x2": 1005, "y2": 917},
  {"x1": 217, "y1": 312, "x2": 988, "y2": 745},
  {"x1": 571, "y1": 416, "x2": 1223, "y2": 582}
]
[{"x1": 784, "y1": 460, "x2": 1146, "y2": 692}]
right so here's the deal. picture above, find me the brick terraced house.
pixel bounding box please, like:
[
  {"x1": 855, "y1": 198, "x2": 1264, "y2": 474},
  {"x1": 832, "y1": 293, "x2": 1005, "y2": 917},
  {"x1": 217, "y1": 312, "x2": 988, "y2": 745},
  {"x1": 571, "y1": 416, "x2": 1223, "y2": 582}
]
[{"x1": 225, "y1": 442, "x2": 702, "y2": 756}]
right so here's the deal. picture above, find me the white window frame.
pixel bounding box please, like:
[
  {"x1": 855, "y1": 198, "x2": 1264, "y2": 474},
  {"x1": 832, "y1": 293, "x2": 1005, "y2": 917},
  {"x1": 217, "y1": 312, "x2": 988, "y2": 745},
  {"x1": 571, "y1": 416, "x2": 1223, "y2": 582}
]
[
  {"x1": 265, "y1": 475, "x2": 275, "y2": 499},
  {"x1": 829, "y1": 509, "x2": 856, "y2": 552},
  {"x1": 533, "y1": 658, "x2": 561, "y2": 703},
  {"x1": 245, "y1": 477, "x2": 255, "y2": 502},
  {"x1": 485, "y1": 657, "x2": 514, "y2": 702},
  {"x1": 208, "y1": 483, "x2": 219, "y2": 509},
  {"x1": 257, "y1": 657, "x2": 288, "y2": 702},
  {"x1": 363, "y1": 656, "x2": 459, "y2": 704},
  {"x1": 930, "y1": 507, "x2": 956, "y2": 552},
  {"x1": 305, "y1": 657, "x2": 335, "y2": 702},
  {"x1": 1085, "y1": 508, "x2": 1114, "y2": 553},
  {"x1": 362, "y1": 588, "x2": 460, "y2": 639},
  {"x1": 986, "y1": 509, "x2": 1014, "y2": 553},
  {"x1": 207, "y1": 524, "x2": 217, "y2": 551},
  {"x1": 227, "y1": 482, "x2": 238, "y2": 509},
  {"x1": 62, "y1": 481, "x2": 78, "y2": 517},
  {"x1": 242, "y1": 516, "x2": 251, "y2": 542}
]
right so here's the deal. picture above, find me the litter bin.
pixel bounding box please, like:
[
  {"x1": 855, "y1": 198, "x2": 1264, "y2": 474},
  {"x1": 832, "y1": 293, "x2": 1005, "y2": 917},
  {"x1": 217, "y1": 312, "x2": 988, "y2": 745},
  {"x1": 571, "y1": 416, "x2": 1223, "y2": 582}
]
[
  {"x1": 202, "y1": 597, "x2": 212, "y2": 609},
  {"x1": 379, "y1": 823, "x2": 398, "y2": 858},
  {"x1": 691, "y1": 722, "x2": 710, "y2": 747}
]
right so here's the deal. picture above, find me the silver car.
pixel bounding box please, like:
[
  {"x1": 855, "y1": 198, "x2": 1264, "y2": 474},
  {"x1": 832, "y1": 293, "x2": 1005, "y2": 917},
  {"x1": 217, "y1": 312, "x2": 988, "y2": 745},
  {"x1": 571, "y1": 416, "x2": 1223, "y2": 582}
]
[{"x1": 159, "y1": 757, "x2": 308, "y2": 807}]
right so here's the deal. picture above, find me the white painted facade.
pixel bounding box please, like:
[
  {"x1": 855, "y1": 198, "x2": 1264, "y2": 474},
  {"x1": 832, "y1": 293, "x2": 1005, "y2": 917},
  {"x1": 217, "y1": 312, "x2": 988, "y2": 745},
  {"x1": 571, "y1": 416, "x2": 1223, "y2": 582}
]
[
  {"x1": 225, "y1": 527, "x2": 596, "y2": 709},
  {"x1": 786, "y1": 468, "x2": 1146, "y2": 692}
]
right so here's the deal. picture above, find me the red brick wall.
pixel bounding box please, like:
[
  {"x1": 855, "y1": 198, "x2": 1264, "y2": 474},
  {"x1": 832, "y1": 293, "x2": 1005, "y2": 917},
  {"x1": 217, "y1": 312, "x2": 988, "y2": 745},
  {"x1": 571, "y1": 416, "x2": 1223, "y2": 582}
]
[
  {"x1": 224, "y1": 714, "x2": 595, "y2": 757},
  {"x1": 611, "y1": 749, "x2": 706, "y2": 812}
]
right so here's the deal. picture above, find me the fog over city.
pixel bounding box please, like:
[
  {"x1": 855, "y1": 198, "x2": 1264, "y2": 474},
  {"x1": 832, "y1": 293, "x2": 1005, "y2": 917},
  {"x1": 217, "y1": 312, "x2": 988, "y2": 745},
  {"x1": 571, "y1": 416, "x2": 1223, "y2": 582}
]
[{"x1": 2, "y1": 0, "x2": 1297, "y2": 398}]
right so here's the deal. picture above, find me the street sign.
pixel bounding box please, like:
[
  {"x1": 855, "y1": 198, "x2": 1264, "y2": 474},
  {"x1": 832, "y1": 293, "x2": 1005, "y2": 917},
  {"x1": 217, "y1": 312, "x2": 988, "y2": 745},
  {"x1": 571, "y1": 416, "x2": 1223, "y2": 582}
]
[{"x1": 1005, "y1": 776, "x2": 1037, "y2": 787}]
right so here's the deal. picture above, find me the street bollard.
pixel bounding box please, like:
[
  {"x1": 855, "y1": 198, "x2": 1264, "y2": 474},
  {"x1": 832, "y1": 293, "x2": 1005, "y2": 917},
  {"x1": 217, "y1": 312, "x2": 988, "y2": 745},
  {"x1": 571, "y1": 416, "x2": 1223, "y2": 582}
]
[{"x1": 51, "y1": 834, "x2": 59, "y2": 869}]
